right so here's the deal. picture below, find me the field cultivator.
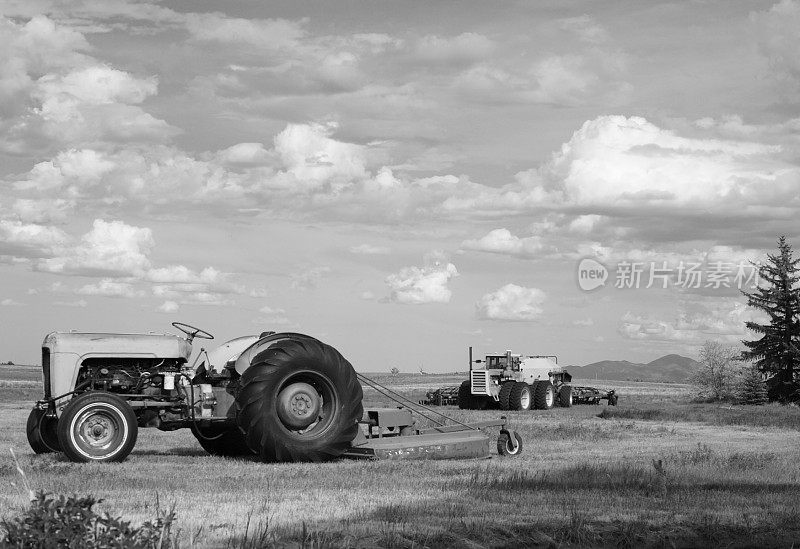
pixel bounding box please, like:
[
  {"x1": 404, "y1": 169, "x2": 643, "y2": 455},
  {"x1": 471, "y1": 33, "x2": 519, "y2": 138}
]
[
  {"x1": 419, "y1": 386, "x2": 460, "y2": 406},
  {"x1": 571, "y1": 386, "x2": 618, "y2": 405}
]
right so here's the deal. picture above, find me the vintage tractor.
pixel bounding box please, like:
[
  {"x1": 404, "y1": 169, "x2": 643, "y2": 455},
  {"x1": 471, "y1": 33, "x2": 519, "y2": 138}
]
[
  {"x1": 27, "y1": 323, "x2": 522, "y2": 463},
  {"x1": 458, "y1": 347, "x2": 572, "y2": 411}
]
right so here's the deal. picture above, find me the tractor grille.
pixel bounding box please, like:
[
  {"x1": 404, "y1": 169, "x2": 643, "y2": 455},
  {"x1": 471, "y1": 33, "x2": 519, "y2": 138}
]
[
  {"x1": 471, "y1": 370, "x2": 489, "y2": 395},
  {"x1": 41, "y1": 347, "x2": 51, "y2": 399}
]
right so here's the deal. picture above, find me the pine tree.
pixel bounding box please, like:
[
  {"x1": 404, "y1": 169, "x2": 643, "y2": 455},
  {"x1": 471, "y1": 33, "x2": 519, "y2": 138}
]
[
  {"x1": 737, "y1": 364, "x2": 768, "y2": 405},
  {"x1": 742, "y1": 236, "x2": 800, "y2": 398}
]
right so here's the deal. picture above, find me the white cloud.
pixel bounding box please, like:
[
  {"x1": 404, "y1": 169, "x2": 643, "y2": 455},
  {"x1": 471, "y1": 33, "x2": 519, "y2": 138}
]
[
  {"x1": 386, "y1": 254, "x2": 458, "y2": 304},
  {"x1": 573, "y1": 318, "x2": 594, "y2": 327},
  {"x1": 39, "y1": 219, "x2": 154, "y2": 276},
  {"x1": 185, "y1": 13, "x2": 305, "y2": 50},
  {"x1": 258, "y1": 305, "x2": 291, "y2": 326},
  {"x1": 350, "y1": 244, "x2": 391, "y2": 255},
  {"x1": 415, "y1": 33, "x2": 494, "y2": 64},
  {"x1": 76, "y1": 279, "x2": 142, "y2": 298},
  {"x1": 544, "y1": 115, "x2": 790, "y2": 210},
  {"x1": 274, "y1": 122, "x2": 367, "y2": 191},
  {"x1": 475, "y1": 283, "x2": 546, "y2": 321},
  {"x1": 461, "y1": 228, "x2": 548, "y2": 258},
  {"x1": 1, "y1": 298, "x2": 23, "y2": 306},
  {"x1": 53, "y1": 299, "x2": 87, "y2": 308},
  {"x1": 157, "y1": 300, "x2": 179, "y2": 313},
  {"x1": 291, "y1": 266, "x2": 332, "y2": 290},
  {"x1": 751, "y1": 0, "x2": 800, "y2": 95},
  {"x1": 0, "y1": 220, "x2": 69, "y2": 258},
  {"x1": 618, "y1": 298, "x2": 766, "y2": 343}
]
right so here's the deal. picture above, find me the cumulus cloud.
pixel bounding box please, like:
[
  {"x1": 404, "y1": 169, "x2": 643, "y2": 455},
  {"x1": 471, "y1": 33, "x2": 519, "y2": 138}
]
[
  {"x1": 76, "y1": 279, "x2": 142, "y2": 299},
  {"x1": 0, "y1": 16, "x2": 175, "y2": 153},
  {"x1": 291, "y1": 266, "x2": 332, "y2": 290},
  {"x1": 475, "y1": 284, "x2": 546, "y2": 321},
  {"x1": 0, "y1": 220, "x2": 69, "y2": 258},
  {"x1": 157, "y1": 300, "x2": 179, "y2": 313},
  {"x1": 618, "y1": 297, "x2": 766, "y2": 343},
  {"x1": 751, "y1": 0, "x2": 800, "y2": 96},
  {"x1": 461, "y1": 228, "x2": 549, "y2": 258},
  {"x1": 386, "y1": 253, "x2": 458, "y2": 304},
  {"x1": 414, "y1": 33, "x2": 494, "y2": 64},
  {"x1": 350, "y1": 244, "x2": 391, "y2": 255},
  {"x1": 1, "y1": 298, "x2": 23, "y2": 306},
  {"x1": 39, "y1": 219, "x2": 154, "y2": 276},
  {"x1": 258, "y1": 305, "x2": 291, "y2": 326}
]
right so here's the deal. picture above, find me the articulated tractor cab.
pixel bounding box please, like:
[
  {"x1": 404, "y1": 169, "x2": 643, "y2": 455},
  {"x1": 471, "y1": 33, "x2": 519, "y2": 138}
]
[{"x1": 458, "y1": 347, "x2": 573, "y2": 411}]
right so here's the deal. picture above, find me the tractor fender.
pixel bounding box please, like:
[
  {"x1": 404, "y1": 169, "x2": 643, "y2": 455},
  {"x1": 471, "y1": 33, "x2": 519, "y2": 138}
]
[
  {"x1": 233, "y1": 332, "x2": 321, "y2": 376},
  {"x1": 204, "y1": 335, "x2": 260, "y2": 375}
]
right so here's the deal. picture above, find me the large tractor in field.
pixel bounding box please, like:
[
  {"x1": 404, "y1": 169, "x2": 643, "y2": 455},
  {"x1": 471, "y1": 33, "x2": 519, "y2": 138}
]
[
  {"x1": 459, "y1": 348, "x2": 572, "y2": 411},
  {"x1": 27, "y1": 323, "x2": 522, "y2": 463}
]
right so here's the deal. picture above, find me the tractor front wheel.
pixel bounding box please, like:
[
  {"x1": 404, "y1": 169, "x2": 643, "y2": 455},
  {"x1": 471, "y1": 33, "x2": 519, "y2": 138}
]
[
  {"x1": 558, "y1": 385, "x2": 573, "y2": 407},
  {"x1": 57, "y1": 392, "x2": 138, "y2": 463},
  {"x1": 235, "y1": 335, "x2": 363, "y2": 462},
  {"x1": 533, "y1": 381, "x2": 555, "y2": 410},
  {"x1": 457, "y1": 380, "x2": 473, "y2": 410},
  {"x1": 26, "y1": 408, "x2": 61, "y2": 453}
]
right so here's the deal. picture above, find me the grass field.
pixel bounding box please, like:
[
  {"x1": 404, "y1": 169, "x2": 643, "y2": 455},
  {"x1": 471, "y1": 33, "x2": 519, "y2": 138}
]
[{"x1": 1, "y1": 367, "x2": 800, "y2": 547}]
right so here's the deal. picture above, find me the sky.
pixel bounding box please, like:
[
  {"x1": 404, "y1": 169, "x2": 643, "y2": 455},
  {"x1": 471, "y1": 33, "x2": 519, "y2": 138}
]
[{"x1": 0, "y1": 0, "x2": 799, "y2": 371}]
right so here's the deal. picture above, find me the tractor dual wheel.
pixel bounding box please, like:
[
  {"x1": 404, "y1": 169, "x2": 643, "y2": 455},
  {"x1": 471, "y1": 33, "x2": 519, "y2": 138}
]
[
  {"x1": 57, "y1": 392, "x2": 138, "y2": 463},
  {"x1": 190, "y1": 423, "x2": 254, "y2": 457},
  {"x1": 557, "y1": 385, "x2": 573, "y2": 408},
  {"x1": 497, "y1": 430, "x2": 523, "y2": 456},
  {"x1": 235, "y1": 335, "x2": 363, "y2": 463},
  {"x1": 498, "y1": 382, "x2": 514, "y2": 410},
  {"x1": 533, "y1": 381, "x2": 555, "y2": 410},
  {"x1": 509, "y1": 382, "x2": 532, "y2": 411},
  {"x1": 26, "y1": 408, "x2": 61, "y2": 453}
]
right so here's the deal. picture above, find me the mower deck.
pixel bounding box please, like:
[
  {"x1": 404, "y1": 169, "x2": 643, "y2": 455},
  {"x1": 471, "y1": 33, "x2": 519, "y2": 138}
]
[{"x1": 343, "y1": 407, "x2": 514, "y2": 460}]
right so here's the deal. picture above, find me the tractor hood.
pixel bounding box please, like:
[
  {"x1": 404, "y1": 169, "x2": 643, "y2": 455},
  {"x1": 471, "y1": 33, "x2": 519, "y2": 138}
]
[{"x1": 42, "y1": 331, "x2": 192, "y2": 361}]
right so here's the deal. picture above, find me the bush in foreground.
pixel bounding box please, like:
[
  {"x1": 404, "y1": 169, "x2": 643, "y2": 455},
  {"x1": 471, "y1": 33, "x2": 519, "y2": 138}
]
[{"x1": 1, "y1": 492, "x2": 175, "y2": 549}]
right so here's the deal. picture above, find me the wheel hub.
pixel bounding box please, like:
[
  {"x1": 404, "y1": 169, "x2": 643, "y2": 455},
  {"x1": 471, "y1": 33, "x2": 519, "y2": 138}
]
[
  {"x1": 80, "y1": 414, "x2": 115, "y2": 447},
  {"x1": 277, "y1": 382, "x2": 322, "y2": 430}
]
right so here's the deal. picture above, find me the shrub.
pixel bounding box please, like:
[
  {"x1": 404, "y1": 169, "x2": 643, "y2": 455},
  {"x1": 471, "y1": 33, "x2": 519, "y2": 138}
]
[
  {"x1": 737, "y1": 364, "x2": 769, "y2": 405},
  {"x1": 1, "y1": 492, "x2": 175, "y2": 548}
]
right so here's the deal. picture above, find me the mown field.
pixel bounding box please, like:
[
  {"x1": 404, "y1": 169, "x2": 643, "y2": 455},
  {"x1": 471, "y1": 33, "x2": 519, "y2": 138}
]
[{"x1": 2, "y1": 365, "x2": 800, "y2": 548}]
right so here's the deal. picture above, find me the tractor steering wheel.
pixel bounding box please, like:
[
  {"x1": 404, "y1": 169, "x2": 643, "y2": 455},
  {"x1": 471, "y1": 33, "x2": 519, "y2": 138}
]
[{"x1": 171, "y1": 322, "x2": 214, "y2": 342}]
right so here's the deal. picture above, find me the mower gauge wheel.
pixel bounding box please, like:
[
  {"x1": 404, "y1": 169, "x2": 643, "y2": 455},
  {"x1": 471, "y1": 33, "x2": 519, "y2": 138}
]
[
  {"x1": 172, "y1": 322, "x2": 214, "y2": 341},
  {"x1": 497, "y1": 430, "x2": 523, "y2": 456}
]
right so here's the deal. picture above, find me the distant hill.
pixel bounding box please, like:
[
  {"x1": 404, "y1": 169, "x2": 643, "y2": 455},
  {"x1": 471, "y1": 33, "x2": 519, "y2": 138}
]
[{"x1": 570, "y1": 353, "x2": 699, "y2": 383}]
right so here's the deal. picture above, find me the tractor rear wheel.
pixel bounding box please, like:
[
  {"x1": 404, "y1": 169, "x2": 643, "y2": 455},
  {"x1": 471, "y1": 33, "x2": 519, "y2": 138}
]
[
  {"x1": 509, "y1": 382, "x2": 532, "y2": 411},
  {"x1": 533, "y1": 381, "x2": 555, "y2": 410},
  {"x1": 498, "y1": 382, "x2": 514, "y2": 410},
  {"x1": 57, "y1": 392, "x2": 138, "y2": 463},
  {"x1": 235, "y1": 335, "x2": 363, "y2": 462},
  {"x1": 190, "y1": 423, "x2": 254, "y2": 457},
  {"x1": 558, "y1": 385, "x2": 573, "y2": 407},
  {"x1": 26, "y1": 408, "x2": 61, "y2": 453},
  {"x1": 457, "y1": 380, "x2": 473, "y2": 409}
]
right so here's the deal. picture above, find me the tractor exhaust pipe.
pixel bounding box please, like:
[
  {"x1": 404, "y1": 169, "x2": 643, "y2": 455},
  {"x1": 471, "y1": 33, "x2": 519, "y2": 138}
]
[{"x1": 469, "y1": 346, "x2": 473, "y2": 372}]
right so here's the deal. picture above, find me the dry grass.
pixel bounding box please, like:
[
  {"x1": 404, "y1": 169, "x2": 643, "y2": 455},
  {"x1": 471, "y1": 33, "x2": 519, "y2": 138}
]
[{"x1": 1, "y1": 372, "x2": 799, "y2": 547}]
